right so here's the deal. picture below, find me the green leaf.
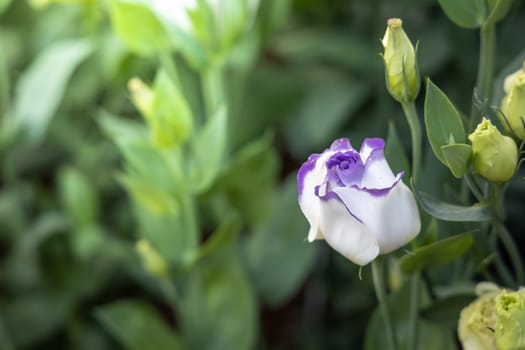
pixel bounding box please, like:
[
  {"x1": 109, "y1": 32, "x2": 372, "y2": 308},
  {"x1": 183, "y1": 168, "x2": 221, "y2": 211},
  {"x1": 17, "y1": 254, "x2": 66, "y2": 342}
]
[
  {"x1": 13, "y1": 39, "x2": 92, "y2": 143},
  {"x1": 0, "y1": 0, "x2": 10, "y2": 15},
  {"x1": 438, "y1": 0, "x2": 485, "y2": 28},
  {"x1": 96, "y1": 300, "x2": 187, "y2": 350},
  {"x1": 183, "y1": 246, "x2": 257, "y2": 350},
  {"x1": 399, "y1": 233, "x2": 474, "y2": 274},
  {"x1": 411, "y1": 179, "x2": 492, "y2": 222},
  {"x1": 243, "y1": 176, "x2": 315, "y2": 306},
  {"x1": 109, "y1": 0, "x2": 170, "y2": 56},
  {"x1": 58, "y1": 167, "x2": 99, "y2": 228},
  {"x1": 424, "y1": 79, "x2": 466, "y2": 165},
  {"x1": 485, "y1": 0, "x2": 513, "y2": 26},
  {"x1": 385, "y1": 121, "x2": 411, "y2": 180},
  {"x1": 189, "y1": 105, "x2": 227, "y2": 193},
  {"x1": 421, "y1": 294, "x2": 476, "y2": 329},
  {"x1": 441, "y1": 143, "x2": 472, "y2": 178},
  {"x1": 98, "y1": 110, "x2": 149, "y2": 144}
]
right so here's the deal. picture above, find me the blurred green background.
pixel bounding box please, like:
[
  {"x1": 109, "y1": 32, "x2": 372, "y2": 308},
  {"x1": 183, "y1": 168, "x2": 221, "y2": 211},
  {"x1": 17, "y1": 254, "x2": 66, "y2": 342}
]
[{"x1": 1, "y1": 0, "x2": 525, "y2": 349}]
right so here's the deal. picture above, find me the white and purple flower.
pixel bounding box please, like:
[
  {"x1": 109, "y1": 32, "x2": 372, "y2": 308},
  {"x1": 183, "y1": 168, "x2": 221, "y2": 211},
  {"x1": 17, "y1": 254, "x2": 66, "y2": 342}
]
[{"x1": 297, "y1": 138, "x2": 420, "y2": 265}]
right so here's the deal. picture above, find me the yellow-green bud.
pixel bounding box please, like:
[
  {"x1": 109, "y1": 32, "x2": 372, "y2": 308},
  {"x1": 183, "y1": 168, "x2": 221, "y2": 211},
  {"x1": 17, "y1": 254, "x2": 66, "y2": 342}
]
[
  {"x1": 129, "y1": 77, "x2": 154, "y2": 119},
  {"x1": 501, "y1": 61, "x2": 525, "y2": 140},
  {"x1": 136, "y1": 239, "x2": 168, "y2": 278},
  {"x1": 381, "y1": 18, "x2": 420, "y2": 103},
  {"x1": 468, "y1": 118, "x2": 518, "y2": 183}
]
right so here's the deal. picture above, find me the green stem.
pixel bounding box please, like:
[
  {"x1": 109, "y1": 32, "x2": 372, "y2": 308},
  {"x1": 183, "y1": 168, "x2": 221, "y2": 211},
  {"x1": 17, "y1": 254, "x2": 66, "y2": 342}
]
[
  {"x1": 0, "y1": 34, "x2": 9, "y2": 119},
  {"x1": 371, "y1": 258, "x2": 398, "y2": 350},
  {"x1": 489, "y1": 227, "x2": 516, "y2": 287},
  {"x1": 476, "y1": 24, "x2": 495, "y2": 102},
  {"x1": 407, "y1": 271, "x2": 420, "y2": 350},
  {"x1": 159, "y1": 51, "x2": 181, "y2": 86},
  {"x1": 202, "y1": 67, "x2": 224, "y2": 117},
  {"x1": 494, "y1": 220, "x2": 524, "y2": 287},
  {"x1": 401, "y1": 101, "x2": 422, "y2": 184}
]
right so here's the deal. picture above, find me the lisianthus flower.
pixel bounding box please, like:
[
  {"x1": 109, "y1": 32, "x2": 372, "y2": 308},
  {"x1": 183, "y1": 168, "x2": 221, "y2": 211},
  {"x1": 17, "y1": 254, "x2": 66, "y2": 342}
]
[{"x1": 297, "y1": 138, "x2": 420, "y2": 265}]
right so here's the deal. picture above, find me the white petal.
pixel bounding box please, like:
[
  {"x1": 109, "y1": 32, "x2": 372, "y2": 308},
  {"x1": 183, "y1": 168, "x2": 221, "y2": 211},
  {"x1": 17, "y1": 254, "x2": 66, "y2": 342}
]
[
  {"x1": 360, "y1": 150, "x2": 396, "y2": 189},
  {"x1": 298, "y1": 151, "x2": 333, "y2": 241},
  {"x1": 318, "y1": 196, "x2": 379, "y2": 265},
  {"x1": 333, "y1": 181, "x2": 420, "y2": 254}
]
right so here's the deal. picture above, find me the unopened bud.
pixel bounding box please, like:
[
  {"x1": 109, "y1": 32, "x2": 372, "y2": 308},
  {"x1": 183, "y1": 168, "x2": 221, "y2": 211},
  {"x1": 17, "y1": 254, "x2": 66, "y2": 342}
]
[
  {"x1": 468, "y1": 118, "x2": 518, "y2": 183},
  {"x1": 501, "y1": 61, "x2": 525, "y2": 140},
  {"x1": 136, "y1": 239, "x2": 168, "y2": 277},
  {"x1": 381, "y1": 18, "x2": 420, "y2": 103}
]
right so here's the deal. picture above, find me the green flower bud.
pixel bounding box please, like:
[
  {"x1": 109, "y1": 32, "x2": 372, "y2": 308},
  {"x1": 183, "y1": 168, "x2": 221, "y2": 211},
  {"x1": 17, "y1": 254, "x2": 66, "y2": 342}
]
[
  {"x1": 136, "y1": 239, "x2": 168, "y2": 278},
  {"x1": 495, "y1": 290, "x2": 525, "y2": 350},
  {"x1": 468, "y1": 118, "x2": 518, "y2": 183},
  {"x1": 501, "y1": 61, "x2": 525, "y2": 140},
  {"x1": 381, "y1": 18, "x2": 420, "y2": 103}
]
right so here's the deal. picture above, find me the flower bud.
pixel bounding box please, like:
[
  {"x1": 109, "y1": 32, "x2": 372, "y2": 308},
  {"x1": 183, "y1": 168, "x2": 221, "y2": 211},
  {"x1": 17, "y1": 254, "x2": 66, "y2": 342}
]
[
  {"x1": 468, "y1": 118, "x2": 517, "y2": 183},
  {"x1": 495, "y1": 290, "x2": 525, "y2": 350},
  {"x1": 136, "y1": 239, "x2": 168, "y2": 278},
  {"x1": 381, "y1": 18, "x2": 420, "y2": 103},
  {"x1": 501, "y1": 61, "x2": 525, "y2": 140},
  {"x1": 458, "y1": 289, "x2": 498, "y2": 350}
]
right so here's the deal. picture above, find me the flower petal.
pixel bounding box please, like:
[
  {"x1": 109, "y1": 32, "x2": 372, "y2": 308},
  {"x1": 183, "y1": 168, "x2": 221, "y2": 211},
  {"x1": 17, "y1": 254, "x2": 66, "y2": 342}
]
[
  {"x1": 359, "y1": 138, "x2": 384, "y2": 162},
  {"x1": 297, "y1": 150, "x2": 334, "y2": 241},
  {"x1": 318, "y1": 195, "x2": 379, "y2": 265},
  {"x1": 333, "y1": 181, "x2": 420, "y2": 254},
  {"x1": 330, "y1": 138, "x2": 355, "y2": 152},
  {"x1": 360, "y1": 140, "x2": 397, "y2": 189}
]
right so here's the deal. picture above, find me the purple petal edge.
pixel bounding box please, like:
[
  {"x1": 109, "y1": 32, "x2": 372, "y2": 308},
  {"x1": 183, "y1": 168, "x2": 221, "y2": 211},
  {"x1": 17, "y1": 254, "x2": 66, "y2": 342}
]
[
  {"x1": 360, "y1": 138, "x2": 385, "y2": 162},
  {"x1": 297, "y1": 153, "x2": 320, "y2": 198},
  {"x1": 352, "y1": 171, "x2": 405, "y2": 197}
]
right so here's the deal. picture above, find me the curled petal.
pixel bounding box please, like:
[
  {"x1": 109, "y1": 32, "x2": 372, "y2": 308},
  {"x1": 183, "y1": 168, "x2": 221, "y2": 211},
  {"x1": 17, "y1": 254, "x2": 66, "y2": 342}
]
[
  {"x1": 330, "y1": 138, "x2": 355, "y2": 152},
  {"x1": 332, "y1": 180, "x2": 420, "y2": 254},
  {"x1": 360, "y1": 140, "x2": 397, "y2": 189},
  {"x1": 318, "y1": 196, "x2": 380, "y2": 265},
  {"x1": 359, "y1": 138, "x2": 384, "y2": 163}
]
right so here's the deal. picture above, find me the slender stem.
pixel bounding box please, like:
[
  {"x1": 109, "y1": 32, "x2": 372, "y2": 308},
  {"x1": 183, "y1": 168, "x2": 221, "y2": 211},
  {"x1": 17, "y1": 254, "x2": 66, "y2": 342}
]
[
  {"x1": 371, "y1": 258, "x2": 398, "y2": 350},
  {"x1": 202, "y1": 67, "x2": 224, "y2": 117},
  {"x1": 464, "y1": 174, "x2": 485, "y2": 203},
  {"x1": 0, "y1": 33, "x2": 9, "y2": 119},
  {"x1": 407, "y1": 271, "x2": 420, "y2": 350},
  {"x1": 401, "y1": 101, "x2": 422, "y2": 184},
  {"x1": 476, "y1": 24, "x2": 495, "y2": 102},
  {"x1": 494, "y1": 221, "x2": 525, "y2": 287},
  {"x1": 159, "y1": 51, "x2": 181, "y2": 86},
  {"x1": 489, "y1": 227, "x2": 516, "y2": 287}
]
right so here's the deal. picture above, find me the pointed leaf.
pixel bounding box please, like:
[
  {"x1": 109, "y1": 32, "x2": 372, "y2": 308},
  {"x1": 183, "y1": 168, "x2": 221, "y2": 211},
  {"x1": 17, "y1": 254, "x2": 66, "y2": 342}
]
[
  {"x1": 438, "y1": 0, "x2": 484, "y2": 28},
  {"x1": 411, "y1": 179, "x2": 492, "y2": 222},
  {"x1": 441, "y1": 143, "x2": 472, "y2": 178},
  {"x1": 424, "y1": 79, "x2": 466, "y2": 165},
  {"x1": 399, "y1": 233, "x2": 474, "y2": 274}
]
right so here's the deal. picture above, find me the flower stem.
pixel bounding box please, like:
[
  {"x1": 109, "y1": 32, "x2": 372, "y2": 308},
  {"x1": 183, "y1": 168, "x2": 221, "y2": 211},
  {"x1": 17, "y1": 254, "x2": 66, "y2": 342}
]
[
  {"x1": 494, "y1": 220, "x2": 524, "y2": 287},
  {"x1": 371, "y1": 258, "x2": 398, "y2": 350},
  {"x1": 476, "y1": 24, "x2": 495, "y2": 103},
  {"x1": 407, "y1": 271, "x2": 420, "y2": 350},
  {"x1": 401, "y1": 101, "x2": 422, "y2": 185}
]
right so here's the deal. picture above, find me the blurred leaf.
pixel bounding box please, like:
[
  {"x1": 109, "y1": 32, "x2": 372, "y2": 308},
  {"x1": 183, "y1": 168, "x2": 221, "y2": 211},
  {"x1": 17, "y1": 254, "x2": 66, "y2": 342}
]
[
  {"x1": 109, "y1": 0, "x2": 170, "y2": 56},
  {"x1": 98, "y1": 110, "x2": 149, "y2": 144},
  {"x1": 58, "y1": 167, "x2": 99, "y2": 228},
  {"x1": 365, "y1": 281, "x2": 457, "y2": 350},
  {"x1": 214, "y1": 132, "x2": 279, "y2": 225},
  {"x1": 411, "y1": 179, "x2": 492, "y2": 222},
  {"x1": 243, "y1": 176, "x2": 315, "y2": 306},
  {"x1": 438, "y1": 0, "x2": 484, "y2": 28},
  {"x1": 485, "y1": 0, "x2": 513, "y2": 26},
  {"x1": 399, "y1": 233, "x2": 473, "y2": 274},
  {"x1": 424, "y1": 79, "x2": 466, "y2": 165},
  {"x1": 441, "y1": 143, "x2": 472, "y2": 178},
  {"x1": 385, "y1": 121, "x2": 411, "y2": 181},
  {"x1": 286, "y1": 71, "x2": 371, "y2": 156},
  {"x1": 13, "y1": 39, "x2": 92, "y2": 143},
  {"x1": 189, "y1": 105, "x2": 227, "y2": 193},
  {"x1": 0, "y1": 0, "x2": 10, "y2": 14},
  {"x1": 4, "y1": 291, "x2": 74, "y2": 348},
  {"x1": 96, "y1": 300, "x2": 187, "y2": 350},
  {"x1": 72, "y1": 226, "x2": 105, "y2": 261},
  {"x1": 183, "y1": 246, "x2": 257, "y2": 350}
]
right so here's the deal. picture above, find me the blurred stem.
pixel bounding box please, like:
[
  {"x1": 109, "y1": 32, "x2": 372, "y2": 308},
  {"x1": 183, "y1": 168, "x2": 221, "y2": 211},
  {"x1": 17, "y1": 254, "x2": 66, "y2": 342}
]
[
  {"x1": 493, "y1": 221, "x2": 524, "y2": 287},
  {"x1": 0, "y1": 35, "x2": 9, "y2": 118},
  {"x1": 477, "y1": 24, "x2": 495, "y2": 101},
  {"x1": 489, "y1": 227, "x2": 515, "y2": 287},
  {"x1": 159, "y1": 51, "x2": 180, "y2": 86},
  {"x1": 407, "y1": 271, "x2": 420, "y2": 350},
  {"x1": 371, "y1": 258, "x2": 398, "y2": 350},
  {"x1": 202, "y1": 67, "x2": 224, "y2": 117},
  {"x1": 401, "y1": 101, "x2": 421, "y2": 184}
]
